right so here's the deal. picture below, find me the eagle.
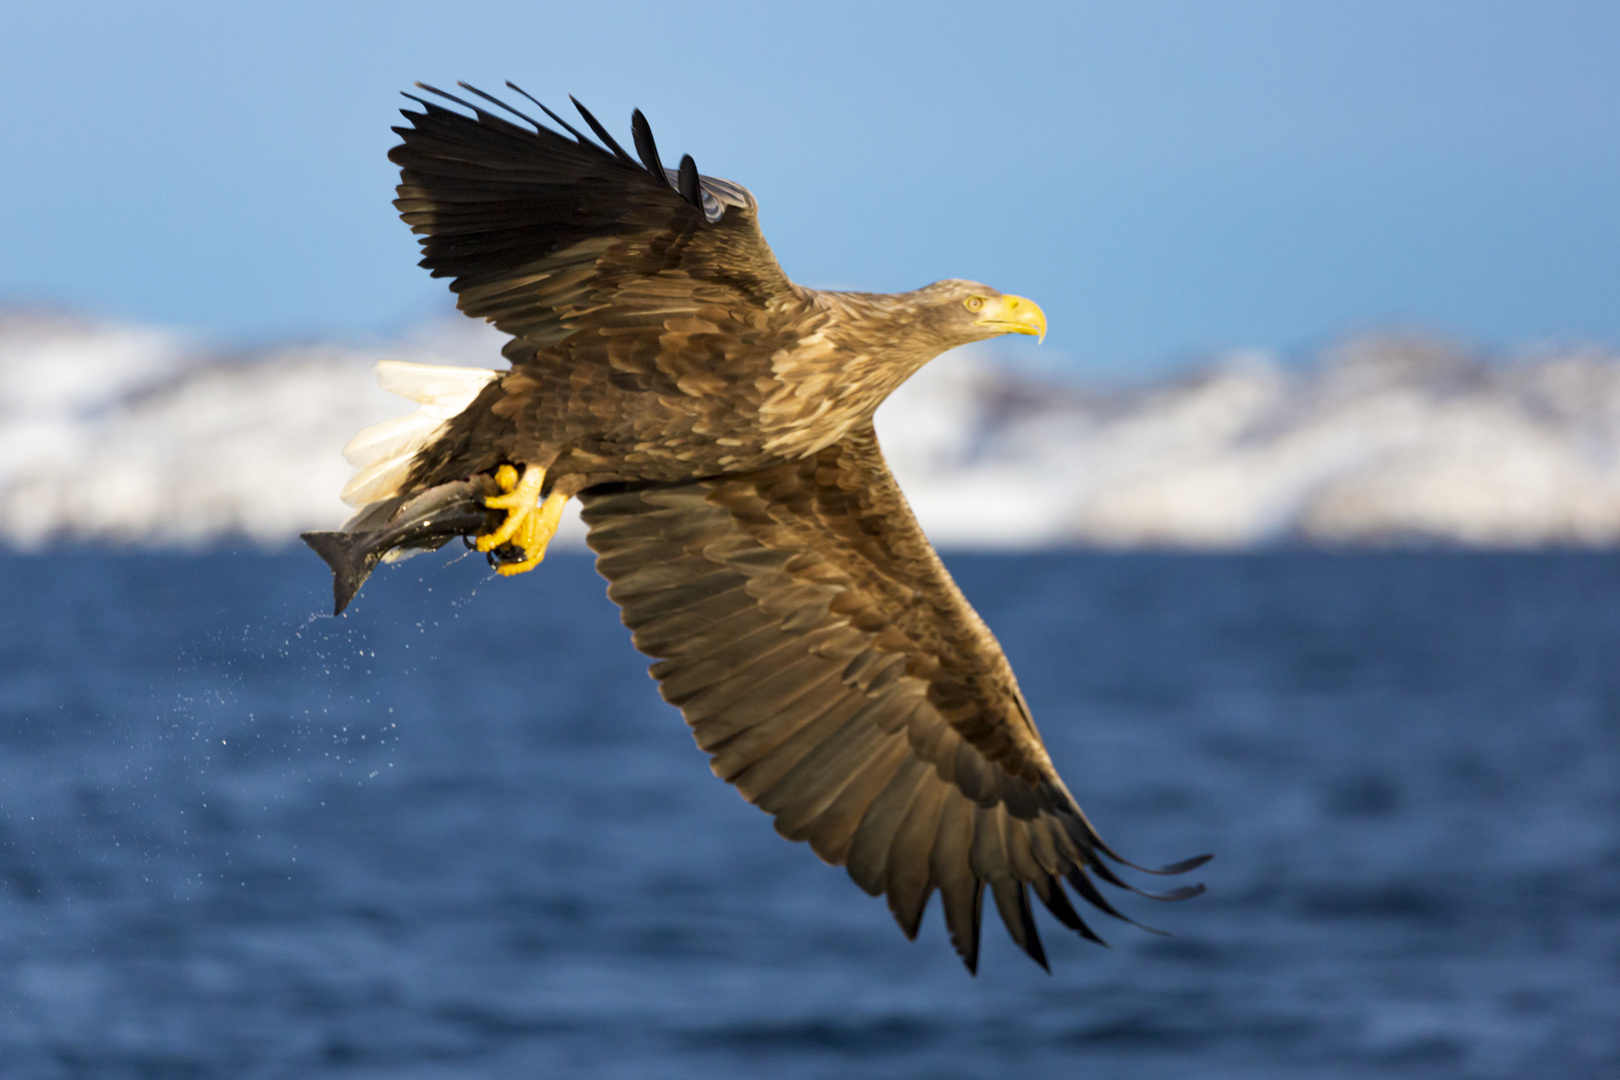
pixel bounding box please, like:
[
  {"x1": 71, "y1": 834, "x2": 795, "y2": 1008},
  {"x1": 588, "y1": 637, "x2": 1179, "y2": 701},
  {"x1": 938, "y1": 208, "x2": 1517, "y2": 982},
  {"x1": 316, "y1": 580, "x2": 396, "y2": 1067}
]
[{"x1": 303, "y1": 82, "x2": 1207, "y2": 972}]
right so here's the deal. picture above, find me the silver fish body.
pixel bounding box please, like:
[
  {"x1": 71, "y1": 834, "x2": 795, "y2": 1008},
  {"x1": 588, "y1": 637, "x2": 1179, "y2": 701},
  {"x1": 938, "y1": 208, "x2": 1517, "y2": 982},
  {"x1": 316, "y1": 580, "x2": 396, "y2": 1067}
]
[{"x1": 301, "y1": 476, "x2": 502, "y2": 615}]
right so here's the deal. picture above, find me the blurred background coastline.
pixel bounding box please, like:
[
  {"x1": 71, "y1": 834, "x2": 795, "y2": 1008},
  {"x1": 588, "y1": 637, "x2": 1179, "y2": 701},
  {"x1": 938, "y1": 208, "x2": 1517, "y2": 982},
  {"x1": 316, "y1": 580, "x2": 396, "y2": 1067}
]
[{"x1": 4, "y1": 307, "x2": 1619, "y2": 553}]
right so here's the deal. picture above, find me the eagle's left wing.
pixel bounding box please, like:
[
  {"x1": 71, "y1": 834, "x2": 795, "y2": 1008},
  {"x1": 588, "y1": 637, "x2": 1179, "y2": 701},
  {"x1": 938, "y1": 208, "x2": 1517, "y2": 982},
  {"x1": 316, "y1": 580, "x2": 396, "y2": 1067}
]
[{"x1": 580, "y1": 424, "x2": 1207, "y2": 971}]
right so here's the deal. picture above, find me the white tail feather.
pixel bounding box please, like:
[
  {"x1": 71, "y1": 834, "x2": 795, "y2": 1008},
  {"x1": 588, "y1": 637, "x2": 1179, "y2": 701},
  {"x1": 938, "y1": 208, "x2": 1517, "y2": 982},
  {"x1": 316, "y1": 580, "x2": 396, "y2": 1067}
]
[
  {"x1": 342, "y1": 411, "x2": 442, "y2": 467},
  {"x1": 341, "y1": 451, "x2": 419, "y2": 507},
  {"x1": 373, "y1": 360, "x2": 499, "y2": 410},
  {"x1": 339, "y1": 360, "x2": 499, "y2": 508}
]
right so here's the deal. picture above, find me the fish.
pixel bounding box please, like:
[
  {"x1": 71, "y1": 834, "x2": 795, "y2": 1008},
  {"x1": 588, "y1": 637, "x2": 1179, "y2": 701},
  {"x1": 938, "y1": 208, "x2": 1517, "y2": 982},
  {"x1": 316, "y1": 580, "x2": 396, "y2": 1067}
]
[{"x1": 301, "y1": 476, "x2": 504, "y2": 615}]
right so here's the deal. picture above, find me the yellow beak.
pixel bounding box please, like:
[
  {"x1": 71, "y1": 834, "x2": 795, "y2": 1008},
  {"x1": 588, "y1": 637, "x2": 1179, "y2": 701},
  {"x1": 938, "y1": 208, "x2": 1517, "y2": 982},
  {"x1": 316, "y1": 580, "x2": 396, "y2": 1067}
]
[{"x1": 973, "y1": 294, "x2": 1047, "y2": 343}]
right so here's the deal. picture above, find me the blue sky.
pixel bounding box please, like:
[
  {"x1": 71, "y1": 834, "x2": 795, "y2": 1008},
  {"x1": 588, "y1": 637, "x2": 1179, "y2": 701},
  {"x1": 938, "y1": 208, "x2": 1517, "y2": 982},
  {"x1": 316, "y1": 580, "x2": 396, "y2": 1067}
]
[{"x1": 3, "y1": 1, "x2": 1616, "y2": 375}]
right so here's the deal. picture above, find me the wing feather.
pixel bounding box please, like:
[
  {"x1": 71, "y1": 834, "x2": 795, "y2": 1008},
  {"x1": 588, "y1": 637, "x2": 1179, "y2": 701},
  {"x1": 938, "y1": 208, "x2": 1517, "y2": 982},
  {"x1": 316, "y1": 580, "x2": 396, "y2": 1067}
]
[
  {"x1": 885, "y1": 780, "x2": 949, "y2": 939},
  {"x1": 990, "y1": 877, "x2": 1048, "y2": 971},
  {"x1": 931, "y1": 793, "x2": 986, "y2": 971},
  {"x1": 804, "y1": 734, "x2": 915, "y2": 862},
  {"x1": 845, "y1": 758, "x2": 932, "y2": 897},
  {"x1": 733, "y1": 696, "x2": 880, "y2": 802},
  {"x1": 698, "y1": 669, "x2": 849, "y2": 758},
  {"x1": 760, "y1": 709, "x2": 898, "y2": 822}
]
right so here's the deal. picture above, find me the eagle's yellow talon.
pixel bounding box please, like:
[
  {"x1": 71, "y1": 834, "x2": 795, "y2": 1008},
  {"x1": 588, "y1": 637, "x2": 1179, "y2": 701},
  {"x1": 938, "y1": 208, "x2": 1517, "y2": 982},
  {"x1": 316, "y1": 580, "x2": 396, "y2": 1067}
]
[
  {"x1": 476, "y1": 464, "x2": 545, "y2": 552},
  {"x1": 474, "y1": 464, "x2": 568, "y2": 576}
]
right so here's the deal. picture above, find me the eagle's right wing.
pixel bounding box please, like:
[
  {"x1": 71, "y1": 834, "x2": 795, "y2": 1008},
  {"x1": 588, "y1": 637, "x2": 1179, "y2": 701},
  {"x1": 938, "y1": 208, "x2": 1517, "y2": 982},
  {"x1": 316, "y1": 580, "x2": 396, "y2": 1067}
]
[{"x1": 390, "y1": 83, "x2": 804, "y2": 370}]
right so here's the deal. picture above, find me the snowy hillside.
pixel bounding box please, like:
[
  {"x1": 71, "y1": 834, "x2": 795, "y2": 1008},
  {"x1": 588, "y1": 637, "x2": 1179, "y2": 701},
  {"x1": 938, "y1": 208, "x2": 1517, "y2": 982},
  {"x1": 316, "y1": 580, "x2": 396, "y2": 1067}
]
[
  {"x1": 882, "y1": 337, "x2": 1620, "y2": 547},
  {"x1": 3, "y1": 309, "x2": 1619, "y2": 550}
]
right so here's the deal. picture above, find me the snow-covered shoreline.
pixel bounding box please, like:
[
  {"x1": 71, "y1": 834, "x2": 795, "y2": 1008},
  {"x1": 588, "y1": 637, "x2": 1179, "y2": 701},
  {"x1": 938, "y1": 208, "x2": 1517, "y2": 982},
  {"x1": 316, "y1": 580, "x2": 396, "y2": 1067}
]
[{"x1": 4, "y1": 310, "x2": 1619, "y2": 550}]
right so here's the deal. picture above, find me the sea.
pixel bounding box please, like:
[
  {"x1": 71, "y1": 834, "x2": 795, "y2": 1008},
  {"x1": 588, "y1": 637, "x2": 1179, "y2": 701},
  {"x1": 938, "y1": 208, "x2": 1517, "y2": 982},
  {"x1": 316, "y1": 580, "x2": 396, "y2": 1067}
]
[{"x1": 0, "y1": 549, "x2": 1616, "y2": 1079}]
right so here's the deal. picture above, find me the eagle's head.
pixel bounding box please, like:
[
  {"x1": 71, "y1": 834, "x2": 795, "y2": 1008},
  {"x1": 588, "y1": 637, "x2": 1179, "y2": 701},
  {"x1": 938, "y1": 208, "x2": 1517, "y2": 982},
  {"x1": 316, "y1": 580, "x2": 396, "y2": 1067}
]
[{"x1": 914, "y1": 279, "x2": 1048, "y2": 348}]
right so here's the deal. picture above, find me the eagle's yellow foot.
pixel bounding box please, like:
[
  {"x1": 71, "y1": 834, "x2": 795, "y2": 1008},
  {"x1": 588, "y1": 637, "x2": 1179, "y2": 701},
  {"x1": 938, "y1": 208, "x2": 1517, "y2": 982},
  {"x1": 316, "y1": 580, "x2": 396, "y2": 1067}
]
[{"x1": 475, "y1": 464, "x2": 568, "y2": 576}]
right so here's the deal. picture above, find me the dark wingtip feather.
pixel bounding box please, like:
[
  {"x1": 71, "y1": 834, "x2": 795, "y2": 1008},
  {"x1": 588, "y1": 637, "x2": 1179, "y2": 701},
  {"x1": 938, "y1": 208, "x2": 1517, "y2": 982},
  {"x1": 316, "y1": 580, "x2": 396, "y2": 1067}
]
[
  {"x1": 1018, "y1": 891, "x2": 1050, "y2": 972},
  {"x1": 455, "y1": 81, "x2": 543, "y2": 132},
  {"x1": 1137, "y1": 883, "x2": 1208, "y2": 902},
  {"x1": 504, "y1": 82, "x2": 596, "y2": 145},
  {"x1": 570, "y1": 96, "x2": 636, "y2": 163},
  {"x1": 1156, "y1": 853, "x2": 1215, "y2": 874},
  {"x1": 1035, "y1": 875, "x2": 1109, "y2": 947},
  {"x1": 677, "y1": 154, "x2": 703, "y2": 209},
  {"x1": 399, "y1": 90, "x2": 434, "y2": 115},
  {"x1": 629, "y1": 109, "x2": 669, "y2": 186},
  {"x1": 944, "y1": 879, "x2": 984, "y2": 975},
  {"x1": 890, "y1": 887, "x2": 933, "y2": 942},
  {"x1": 959, "y1": 933, "x2": 981, "y2": 975},
  {"x1": 1097, "y1": 847, "x2": 1215, "y2": 876},
  {"x1": 991, "y1": 879, "x2": 1049, "y2": 971},
  {"x1": 1088, "y1": 858, "x2": 1208, "y2": 902},
  {"x1": 1066, "y1": 868, "x2": 1172, "y2": 936},
  {"x1": 412, "y1": 81, "x2": 482, "y2": 116}
]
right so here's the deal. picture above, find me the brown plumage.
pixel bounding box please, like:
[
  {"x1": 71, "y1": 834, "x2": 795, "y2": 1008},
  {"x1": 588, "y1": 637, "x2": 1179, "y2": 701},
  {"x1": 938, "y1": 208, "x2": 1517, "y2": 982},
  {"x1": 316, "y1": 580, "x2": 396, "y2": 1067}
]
[{"x1": 303, "y1": 82, "x2": 1208, "y2": 972}]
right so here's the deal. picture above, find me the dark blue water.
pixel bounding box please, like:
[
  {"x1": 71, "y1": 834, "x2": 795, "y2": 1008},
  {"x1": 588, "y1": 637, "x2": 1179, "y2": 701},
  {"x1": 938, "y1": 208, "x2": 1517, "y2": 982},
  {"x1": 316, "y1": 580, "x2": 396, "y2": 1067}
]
[{"x1": 1, "y1": 550, "x2": 1617, "y2": 1078}]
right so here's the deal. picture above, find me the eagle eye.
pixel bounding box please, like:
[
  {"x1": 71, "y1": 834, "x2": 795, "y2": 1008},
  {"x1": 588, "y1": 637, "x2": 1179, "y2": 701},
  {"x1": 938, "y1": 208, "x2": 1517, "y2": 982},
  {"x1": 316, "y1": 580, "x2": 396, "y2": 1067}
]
[{"x1": 964, "y1": 296, "x2": 986, "y2": 313}]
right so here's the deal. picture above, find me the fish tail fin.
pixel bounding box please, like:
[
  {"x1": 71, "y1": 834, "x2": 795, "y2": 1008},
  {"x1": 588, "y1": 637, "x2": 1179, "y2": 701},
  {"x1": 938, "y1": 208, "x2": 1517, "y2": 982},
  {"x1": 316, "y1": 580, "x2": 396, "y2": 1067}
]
[
  {"x1": 300, "y1": 530, "x2": 384, "y2": 615},
  {"x1": 303, "y1": 478, "x2": 503, "y2": 616}
]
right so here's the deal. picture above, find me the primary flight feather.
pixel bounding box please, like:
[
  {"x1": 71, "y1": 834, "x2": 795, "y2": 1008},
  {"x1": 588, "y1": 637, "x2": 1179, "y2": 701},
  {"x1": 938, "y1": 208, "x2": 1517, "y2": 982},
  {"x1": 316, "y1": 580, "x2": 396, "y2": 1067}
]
[{"x1": 302, "y1": 81, "x2": 1208, "y2": 972}]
